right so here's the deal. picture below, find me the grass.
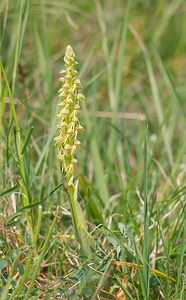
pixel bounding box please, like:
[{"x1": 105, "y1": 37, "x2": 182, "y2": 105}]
[{"x1": 0, "y1": 0, "x2": 186, "y2": 299}]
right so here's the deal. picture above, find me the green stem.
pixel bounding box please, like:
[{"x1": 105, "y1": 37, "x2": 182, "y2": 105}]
[
  {"x1": 68, "y1": 184, "x2": 82, "y2": 247},
  {"x1": 33, "y1": 205, "x2": 43, "y2": 247},
  {"x1": 67, "y1": 180, "x2": 93, "y2": 256}
]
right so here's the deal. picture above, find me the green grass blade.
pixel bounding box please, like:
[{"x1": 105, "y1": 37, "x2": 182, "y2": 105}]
[
  {"x1": 23, "y1": 213, "x2": 57, "y2": 299},
  {"x1": 21, "y1": 126, "x2": 34, "y2": 154},
  {"x1": 154, "y1": 48, "x2": 186, "y2": 121},
  {"x1": 82, "y1": 101, "x2": 109, "y2": 207},
  {"x1": 146, "y1": 58, "x2": 173, "y2": 166},
  {"x1": 0, "y1": 184, "x2": 18, "y2": 198},
  {"x1": 12, "y1": 0, "x2": 30, "y2": 93},
  {"x1": 143, "y1": 129, "x2": 150, "y2": 299}
]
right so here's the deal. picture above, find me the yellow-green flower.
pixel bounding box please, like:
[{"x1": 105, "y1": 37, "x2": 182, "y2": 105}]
[{"x1": 55, "y1": 45, "x2": 85, "y2": 185}]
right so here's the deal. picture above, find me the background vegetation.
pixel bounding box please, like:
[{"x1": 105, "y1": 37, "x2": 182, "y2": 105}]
[{"x1": 0, "y1": 0, "x2": 185, "y2": 299}]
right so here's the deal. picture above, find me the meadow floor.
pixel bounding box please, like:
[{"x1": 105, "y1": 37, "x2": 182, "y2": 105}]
[{"x1": 0, "y1": 1, "x2": 185, "y2": 299}]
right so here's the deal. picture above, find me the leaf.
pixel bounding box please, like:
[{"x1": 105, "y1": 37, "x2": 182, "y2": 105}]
[
  {"x1": 0, "y1": 185, "x2": 19, "y2": 198},
  {"x1": 18, "y1": 263, "x2": 24, "y2": 276},
  {"x1": 74, "y1": 181, "x2": 94, "y2": 255},
  {"x1": 21, "y1": 126, "x2": 34, "y2": 154},
  {"x1": 0, "y1": 259, "x2": 8, "y2": 271}
]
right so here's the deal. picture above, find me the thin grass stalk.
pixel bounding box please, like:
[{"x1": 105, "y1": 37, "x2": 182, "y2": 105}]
[
  {"x1": 12, "y1": 0, "x2": 29, "y2": 94},
  {"x1": 133, "y1": 240, "x2": 147, "y2": 299},
  {"x1": 129, "y1": 25, "x2": 173, "y2": 167},
  {"x1": 23, "y1": 213, "x2": 57, "y2": 300},
  {"x1": 143, "y1": 130, "x2": 150, "y2": 299},
  {"x1": 33, "y1": 205, "x2": 43, "y2": 247},
  {"x1": 109, "y1": 0, "x2": 131, "y2": 158}
]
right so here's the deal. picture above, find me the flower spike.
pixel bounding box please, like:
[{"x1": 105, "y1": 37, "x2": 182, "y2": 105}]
[{"x1": 55, "y1": 45, "x2": 85, "y2": 185}]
